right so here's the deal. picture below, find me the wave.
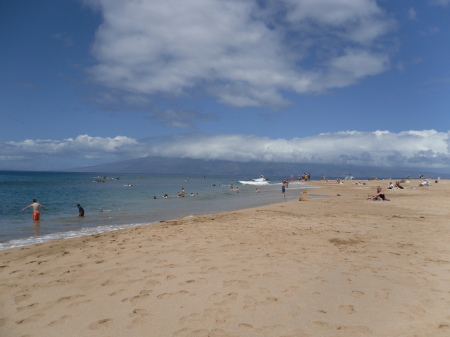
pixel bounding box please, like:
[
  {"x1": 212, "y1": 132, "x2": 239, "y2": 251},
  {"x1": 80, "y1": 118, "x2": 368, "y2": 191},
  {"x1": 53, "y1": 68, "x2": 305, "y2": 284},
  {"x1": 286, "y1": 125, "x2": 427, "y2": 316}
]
[{"x1": 0, "y1": 222, "x2": 148, "y2": 250}]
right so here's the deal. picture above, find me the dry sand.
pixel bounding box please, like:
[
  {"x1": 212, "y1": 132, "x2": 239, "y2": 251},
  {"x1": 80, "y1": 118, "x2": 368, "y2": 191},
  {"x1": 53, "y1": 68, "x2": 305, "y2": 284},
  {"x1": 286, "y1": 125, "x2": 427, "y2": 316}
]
[{"x1": 1, "y1": 179, "x2": 450, "y2": 337}]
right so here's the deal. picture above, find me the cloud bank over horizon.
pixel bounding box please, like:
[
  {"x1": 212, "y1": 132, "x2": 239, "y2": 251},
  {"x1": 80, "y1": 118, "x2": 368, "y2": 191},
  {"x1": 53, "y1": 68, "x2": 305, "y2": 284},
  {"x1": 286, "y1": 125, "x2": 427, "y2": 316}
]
[
  {"x1": 85, "y1": 0, "x2": 395, "y2": 110},
  {"x1": 1, "y1": 130, "x2": 449, "y2": 171}
]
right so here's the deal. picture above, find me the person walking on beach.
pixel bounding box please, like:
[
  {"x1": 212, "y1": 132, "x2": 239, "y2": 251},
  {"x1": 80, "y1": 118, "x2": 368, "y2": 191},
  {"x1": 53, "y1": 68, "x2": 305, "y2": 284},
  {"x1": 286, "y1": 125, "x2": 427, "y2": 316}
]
[
  {"x1": 22, "y1": 198, "x2": 47, "y2": 221},
  {"x1": 77, "y1": 204, "x2": 85, "y2": 217},
  {"x1": 282, "y1": 180, "x2": 287, "y2": 197}
]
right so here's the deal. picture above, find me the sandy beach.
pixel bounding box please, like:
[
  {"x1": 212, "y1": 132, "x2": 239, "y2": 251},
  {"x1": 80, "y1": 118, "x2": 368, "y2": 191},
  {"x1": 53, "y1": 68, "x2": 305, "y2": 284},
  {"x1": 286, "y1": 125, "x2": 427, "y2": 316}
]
[{"x1": 1, "y1": 179, "x2": 450, "y2": 337}]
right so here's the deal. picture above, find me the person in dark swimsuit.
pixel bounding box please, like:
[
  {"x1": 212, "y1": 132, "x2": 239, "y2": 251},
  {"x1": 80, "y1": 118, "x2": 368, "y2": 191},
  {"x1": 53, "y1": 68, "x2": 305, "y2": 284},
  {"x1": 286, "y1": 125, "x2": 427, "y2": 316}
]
[{"x1": 77, "y1": 204, "x2": 85, "y2": 216}]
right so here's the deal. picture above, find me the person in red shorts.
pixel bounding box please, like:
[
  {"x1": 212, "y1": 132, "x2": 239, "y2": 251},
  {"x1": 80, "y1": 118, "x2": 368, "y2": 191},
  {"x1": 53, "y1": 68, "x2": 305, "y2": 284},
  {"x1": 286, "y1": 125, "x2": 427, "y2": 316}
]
[{"x1": 22, "y1": 198, "x2": 47, "y2": 221}]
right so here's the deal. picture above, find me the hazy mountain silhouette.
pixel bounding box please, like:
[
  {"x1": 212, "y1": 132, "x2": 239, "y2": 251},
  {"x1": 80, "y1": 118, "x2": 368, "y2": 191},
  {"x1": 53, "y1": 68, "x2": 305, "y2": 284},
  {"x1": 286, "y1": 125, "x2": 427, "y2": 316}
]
[{"x1": 68, "y1": 156, "x2": 447, "y2": 179}]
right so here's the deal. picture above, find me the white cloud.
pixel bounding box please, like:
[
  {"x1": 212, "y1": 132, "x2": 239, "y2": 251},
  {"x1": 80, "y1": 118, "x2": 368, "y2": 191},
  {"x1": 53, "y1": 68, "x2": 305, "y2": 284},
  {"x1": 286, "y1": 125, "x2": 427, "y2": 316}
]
[
  {"x1": 85, "y1": 0, "x2": 396, "y2": 109},
  {"x1": 4, "y1": 130, "x2": 448, "y2": 171},
  {"x1": 144, "y1": 130, "x2": 450, "y2": 169},
  {"x1": 0, "y1": 135, "x2": 148, "y2": 170}
]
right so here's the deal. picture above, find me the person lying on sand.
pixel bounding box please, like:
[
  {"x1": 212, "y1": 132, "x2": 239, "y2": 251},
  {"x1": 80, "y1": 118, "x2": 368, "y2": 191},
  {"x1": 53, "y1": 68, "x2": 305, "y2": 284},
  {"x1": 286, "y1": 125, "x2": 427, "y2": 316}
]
[{"x1": 395, "y1": 181, "x2": 404, "y2": 189}]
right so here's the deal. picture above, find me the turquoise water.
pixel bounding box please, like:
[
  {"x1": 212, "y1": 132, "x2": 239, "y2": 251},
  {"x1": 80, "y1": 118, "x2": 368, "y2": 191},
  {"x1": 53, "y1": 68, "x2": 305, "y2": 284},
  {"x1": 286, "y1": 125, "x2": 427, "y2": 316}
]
[{"x1": 0, "y1": 171, "x2": 311, "y2": 250}]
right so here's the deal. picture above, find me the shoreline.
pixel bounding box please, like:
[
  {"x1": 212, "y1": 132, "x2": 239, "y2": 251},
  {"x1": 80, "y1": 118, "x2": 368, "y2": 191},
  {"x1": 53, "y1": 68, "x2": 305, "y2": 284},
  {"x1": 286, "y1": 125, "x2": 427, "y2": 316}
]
[
  {"x1": 0, "y1": 181, "x2": 311, "y2": 251},
  {"x1": 1, "y1": 179, "x2": 449, "y2": 336}
]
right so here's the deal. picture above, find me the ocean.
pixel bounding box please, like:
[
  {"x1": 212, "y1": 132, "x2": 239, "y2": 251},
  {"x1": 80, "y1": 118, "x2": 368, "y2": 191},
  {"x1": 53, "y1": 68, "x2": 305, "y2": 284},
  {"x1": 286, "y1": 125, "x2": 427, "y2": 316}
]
[{"x1": 0, "y1": 171, "x2": 313, "y2": 250}]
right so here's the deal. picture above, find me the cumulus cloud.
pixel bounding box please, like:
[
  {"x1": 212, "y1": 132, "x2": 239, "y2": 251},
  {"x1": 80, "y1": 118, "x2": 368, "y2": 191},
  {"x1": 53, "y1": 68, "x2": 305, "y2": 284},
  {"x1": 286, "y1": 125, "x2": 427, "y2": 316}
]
[
  {"x1": 84, "y1": 0, "x2": 395, "y2": 110},
  {"x1": 0, "y1": 135, "x2": 148, "y2": 170},
  {"x1": 2, "y1": 130, "x2": 449, "y2": 170},
  {"x1": 144, "y1": 130, "x2": 450, "y2": 169}
]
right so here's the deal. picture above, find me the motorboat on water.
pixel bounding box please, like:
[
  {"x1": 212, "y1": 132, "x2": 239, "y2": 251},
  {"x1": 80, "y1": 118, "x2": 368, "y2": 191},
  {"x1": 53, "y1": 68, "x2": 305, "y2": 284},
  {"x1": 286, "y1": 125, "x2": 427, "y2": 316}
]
[{"x1": 239, "y1": 175, "x2": 269, "y2": 185}]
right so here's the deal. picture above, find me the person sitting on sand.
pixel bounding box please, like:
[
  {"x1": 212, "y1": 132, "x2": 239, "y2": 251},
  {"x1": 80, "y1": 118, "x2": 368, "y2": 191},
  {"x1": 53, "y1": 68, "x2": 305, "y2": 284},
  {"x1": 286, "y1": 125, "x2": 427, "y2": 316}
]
[
  {"x1": 388, "y1": 182, "x2": 394, "y2": 189},
  {"x1": 369, "y1": 186, "x2": 390, "y2": 201}
]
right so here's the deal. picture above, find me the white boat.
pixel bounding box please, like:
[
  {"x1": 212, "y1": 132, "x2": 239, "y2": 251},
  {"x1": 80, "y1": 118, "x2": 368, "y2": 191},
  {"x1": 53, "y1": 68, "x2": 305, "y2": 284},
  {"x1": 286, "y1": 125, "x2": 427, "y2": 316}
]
[{"x1": 239, "y1": 175, "x2": 269, "y2": 185}]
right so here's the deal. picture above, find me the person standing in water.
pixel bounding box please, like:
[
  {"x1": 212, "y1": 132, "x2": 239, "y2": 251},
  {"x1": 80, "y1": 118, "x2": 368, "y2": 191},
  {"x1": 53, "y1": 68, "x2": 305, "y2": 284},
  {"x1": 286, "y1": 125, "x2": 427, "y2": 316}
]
[
  {"x1": 77, "y1": 204, "x2": 85, "y2": 217},
  {"x1": 281, "y1": 180, "x2": 287, "y2": 197},
  {"x1": 22, "y1": 198, "x2": 47, "y2": 221}
]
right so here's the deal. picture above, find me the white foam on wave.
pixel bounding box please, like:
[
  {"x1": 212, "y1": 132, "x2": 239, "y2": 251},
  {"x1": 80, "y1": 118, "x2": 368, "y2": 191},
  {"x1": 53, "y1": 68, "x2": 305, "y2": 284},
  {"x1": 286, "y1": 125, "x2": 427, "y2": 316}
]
[{"x1": 0, "y1": 222, "x2": 149, "y2": 251}]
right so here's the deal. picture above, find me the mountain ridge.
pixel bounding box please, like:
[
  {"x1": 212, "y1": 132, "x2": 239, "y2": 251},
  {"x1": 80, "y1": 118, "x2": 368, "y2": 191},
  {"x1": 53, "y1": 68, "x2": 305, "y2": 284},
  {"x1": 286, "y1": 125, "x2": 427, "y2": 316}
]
[{"x1": 67, "y1": 156, "x2": 448, "y2": 179}]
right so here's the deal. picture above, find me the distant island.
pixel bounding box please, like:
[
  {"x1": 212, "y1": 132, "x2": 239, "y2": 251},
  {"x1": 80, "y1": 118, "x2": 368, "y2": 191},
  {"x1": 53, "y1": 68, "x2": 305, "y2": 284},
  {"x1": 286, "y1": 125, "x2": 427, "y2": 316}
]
[{"x1": 67, "y1": 156, "x2": 449, "y2": 179}]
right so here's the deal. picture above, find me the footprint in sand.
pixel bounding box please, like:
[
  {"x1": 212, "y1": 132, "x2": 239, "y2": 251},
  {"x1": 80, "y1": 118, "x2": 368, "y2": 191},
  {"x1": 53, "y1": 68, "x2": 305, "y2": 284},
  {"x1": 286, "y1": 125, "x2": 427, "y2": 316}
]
[
  {"x1": 88, "y1": 318, "x2": 113, "y2": 330},
  {"x1": 339, "y1": 305, "x2": 355, "y2": 314},
  {"x1": 439, "y1": 324, "x2": 450, "y2": 332},
  {"x1": 14, "y1": 293, "x2": 31, "y2": 303},
  {"x1": 375, "y1": 289, "x2": 390, "y2": 299},
  {"x1": 238, "y1": 323, "x2": 253, "y2": 330},
  {"x1": 127, "y1": 308, "x2": 152, "y2": 329},
  {"x1": 262, "y1": 272, "x2": 280, "y2": 277},
  {"x1": 178, "y1": 278, "x2": 207, "y2": 286},
  {"x1": 122, "y1": 290, "x2": 152, "y2": 303},
  {"x1": 248, "y1": 273, "x2": 261, "y2": 279},
  {"x1": 145, "y1": 279, "x2": 161, "y2": 287},
  {"x1": 200, "y1": 266, "x2": 219, "y2": 273},
  {"x1": 263, "y1": 297, "x2": 279, "y2": 305},
  {"x1": 223, "y1": 280, "x2": 250, "y2": 289},
  {"x1": 67, "y1": 299, "x2": 92, "y2": 308},
  {"x1": 109, "y1": 289, "x2": 126, "y2": 296},
  {"x1": 397, "y1": 312, "x2": 415, "y2": 321},
  {"x1": 179, "y1": 313, "x2": 202, "y2": 324},
  {"x1": 283, "y1": 286, "x2": 300, "y2": 296},
  {"x1": 57, "y1": 294, "x2": 85, "y2": 303},
  {"x1": 351, "y1": 290, "x2": 364, "y2": 298},
  {"x1": 47, "y1": 315, "x2": 72, "y2": 327},
  {"x1": 130, "y1": 290, "x2": 152, "y2": 303},
  {"x1": 17, "y1": 302, "x2": 39, "y2": 312},
  {"x1": 15, "y1": 313, "x2": 45, "y2": 325},
  {"x1": 156, "y1": 290, "x2": 193, "y2": 299}
]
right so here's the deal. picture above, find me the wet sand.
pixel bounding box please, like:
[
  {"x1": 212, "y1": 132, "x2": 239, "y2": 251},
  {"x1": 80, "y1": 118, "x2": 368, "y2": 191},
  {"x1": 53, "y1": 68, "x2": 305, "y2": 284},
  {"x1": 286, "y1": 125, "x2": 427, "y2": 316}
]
[{"x1": 1, "y1": 179, "x2": 450, "y2": 336}]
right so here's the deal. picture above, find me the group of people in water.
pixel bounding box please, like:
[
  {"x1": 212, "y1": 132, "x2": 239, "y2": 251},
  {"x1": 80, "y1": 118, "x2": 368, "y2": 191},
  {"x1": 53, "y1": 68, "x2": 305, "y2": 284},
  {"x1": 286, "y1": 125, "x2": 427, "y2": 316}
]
[
  {"x1": 21, "y1": 199, "x2": 84, "y2": 223},
  {"x1": 22, "y1": 174, "x2": 435, "y2": 223},
  {"x1": 154, "y1": 187, "x2": 201, "y2": 199}
]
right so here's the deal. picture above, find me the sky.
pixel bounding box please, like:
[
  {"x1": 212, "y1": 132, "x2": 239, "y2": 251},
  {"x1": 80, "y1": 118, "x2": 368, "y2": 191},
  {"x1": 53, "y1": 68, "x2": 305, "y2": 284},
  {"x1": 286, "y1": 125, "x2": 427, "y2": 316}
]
[{"x1": 1, "y1": 0, "x2": 449, "y2": 173}]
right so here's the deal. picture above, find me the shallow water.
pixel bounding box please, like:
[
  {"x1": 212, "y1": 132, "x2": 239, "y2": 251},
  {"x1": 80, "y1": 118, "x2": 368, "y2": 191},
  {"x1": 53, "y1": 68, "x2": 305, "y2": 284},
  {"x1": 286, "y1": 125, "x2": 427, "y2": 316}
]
[{"x1": 0, "y1": 171, "x2": 311, "y2": 250}]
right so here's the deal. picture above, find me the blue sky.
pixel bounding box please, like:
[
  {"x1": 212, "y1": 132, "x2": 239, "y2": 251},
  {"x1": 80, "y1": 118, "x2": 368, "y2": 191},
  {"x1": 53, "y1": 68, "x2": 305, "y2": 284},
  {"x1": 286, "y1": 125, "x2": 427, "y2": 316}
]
[{"x1": 1, "y1": 0, "x2": 449, "y2": 172}]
